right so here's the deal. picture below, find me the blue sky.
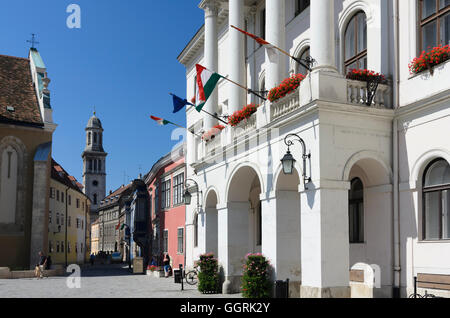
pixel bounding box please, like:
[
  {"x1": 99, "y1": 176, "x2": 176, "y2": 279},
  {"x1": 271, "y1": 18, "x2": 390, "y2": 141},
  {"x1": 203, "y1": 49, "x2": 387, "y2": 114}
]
[{"x1": 0, "y1": 0, "x2": 203, "y2": 193}]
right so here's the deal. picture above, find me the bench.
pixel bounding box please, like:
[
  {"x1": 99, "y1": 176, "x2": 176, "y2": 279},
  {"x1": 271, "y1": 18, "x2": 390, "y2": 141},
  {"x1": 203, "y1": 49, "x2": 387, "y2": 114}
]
[{"x1": 410, "y1": 274, "x2": 450, "y2": 298}]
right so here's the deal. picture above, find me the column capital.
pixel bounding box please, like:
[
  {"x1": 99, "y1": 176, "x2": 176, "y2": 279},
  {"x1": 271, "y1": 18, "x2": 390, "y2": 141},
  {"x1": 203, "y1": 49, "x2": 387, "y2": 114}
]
[
  {"x1": 200, "y1": 0, "x2": 220, "y2": 16},
  {"x1": 244, "y1": 5, "x2": 257, "y2": 21}
]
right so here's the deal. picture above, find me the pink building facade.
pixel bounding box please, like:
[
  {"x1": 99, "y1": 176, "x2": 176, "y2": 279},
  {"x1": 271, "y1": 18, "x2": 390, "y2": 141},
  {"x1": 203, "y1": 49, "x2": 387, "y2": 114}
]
[{"x1": 145, "y1": 144, "x2": 186, "y2": 269}]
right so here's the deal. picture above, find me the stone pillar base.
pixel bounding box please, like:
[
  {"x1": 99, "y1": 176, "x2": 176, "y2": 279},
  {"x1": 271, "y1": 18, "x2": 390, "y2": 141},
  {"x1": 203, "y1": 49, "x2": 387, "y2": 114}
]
[
  {"x1": 300, "y1": 286, "x2": 351, "y2": 298},
  {"x1": 222, "y1": 275, "x2": 242, "y2": 294}
]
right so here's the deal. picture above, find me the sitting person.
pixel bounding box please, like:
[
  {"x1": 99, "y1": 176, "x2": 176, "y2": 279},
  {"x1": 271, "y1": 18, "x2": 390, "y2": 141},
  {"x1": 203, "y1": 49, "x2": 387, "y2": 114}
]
[{"x1": 34, "y1": 251, "x2": 47, "y2": 279}]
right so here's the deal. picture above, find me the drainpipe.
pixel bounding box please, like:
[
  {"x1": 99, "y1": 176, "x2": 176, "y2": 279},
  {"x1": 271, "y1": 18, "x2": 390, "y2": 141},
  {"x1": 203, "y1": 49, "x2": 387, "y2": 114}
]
[{"x1": 392, "y1": 0, "x2": 401, "y2": 298}]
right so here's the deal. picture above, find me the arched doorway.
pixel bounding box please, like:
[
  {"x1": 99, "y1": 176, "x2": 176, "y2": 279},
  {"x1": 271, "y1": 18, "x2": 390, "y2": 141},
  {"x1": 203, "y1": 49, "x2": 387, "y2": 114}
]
[
  {"x1": 346, "y1": 157, "x2": 392, "y2": 298},
  {"x1": 221, "y1": 165, "x2": 262, "y2": 293}
]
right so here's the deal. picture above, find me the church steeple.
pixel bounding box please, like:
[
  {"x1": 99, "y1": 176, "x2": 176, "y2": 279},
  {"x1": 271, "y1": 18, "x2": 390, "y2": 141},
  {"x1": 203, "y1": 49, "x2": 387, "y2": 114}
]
[{"x1": 82, "y1": 111, "x2": 107, "y2": 214}]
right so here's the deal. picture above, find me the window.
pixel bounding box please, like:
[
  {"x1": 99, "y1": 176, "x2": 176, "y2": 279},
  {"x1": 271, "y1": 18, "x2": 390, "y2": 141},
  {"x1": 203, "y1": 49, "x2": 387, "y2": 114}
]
[
  {"x1": 98, "y1": 160, "x2": 102, "y2": 172},
  {"x1": 256, "y1": 203, "x2": 262, "y2": 246},
  {"x1": 68, "y1": 216, "x2": 71, "y2": 227},
  {"x1": 173, "y1": 173, "x2": 184, "y2": 205},
  {"x1": 419, "y1": 0, "x2": 450, "y2": 52},
  {"x1": 61, "y1": 240, "x2": 64, "y2": 253},
  {"x1": 88, "y1": 132, "x2": 91, "y2": 145},
  {"x1": 75, "y1": 243, "x2": 78, "y2": 253},
  {"x1": 76, "y1": 218, "x2": 80, "y2": 229},
  {"x1": 161, "y1": 180, "x2": 171, "y2": 209},
  {"x1": 49, "y1": 241, "x2": 53, "y2": 253},
  {"x1": 177, "y1": 228, "x2": 184, "y2": 254},
  {"x1": 94, "y1": 132, "x2": 97, "y2": 144},
  {"x1": 56, "y1": 241, "x2": 60, "y2": 253},
  {"x1": 49, "y1": 211, "x2": 52, "y2": 224},
  {"x1": 296, "y1": 47, "x2": 310, "y2": 74},
  {"x1": 295, "y1": 0, "x2": 310, "y2": 17},
  {"x1": 56, "y1": 190, "x2": 60, "y2": 201},
  {"x1": 61, "y1": 192, "x2": 64, "y2": 203},
  {"x1": 344, "y1": 11, "x2": 367, "y2": 72},
  {"x1": 82, "y1": 220, "x2": 84, "y2": 230},
  {"x1": 81, "y1": 243, "x2": 83, "y2": 253},
  {"x1": 194, "y1": 213, "x2": 198, "y2": 248},
  {"x1": 68, "y1": 242, "x2": 71, "y2": 253},
  {"x1": 163, "y1": 230, "x2": 168, "y2": 253},
  {"x1": 88, "y1": 160, "x2": 93, "y2": 171},
  {"x1": 56, "y1": 212, "x2": 60, "y2": 225},
  {"x1": 349, "y1": 178, "x2": 364, "y2": 243},
  {"x1": 68, "y1": 195, "x2": 71, "y2": 205},
  {"x1": 93, "y1": 194, "x2": 97, "y2": 205},
  {"x1": 155, "y1": 184, "x2": 160, "y2": 212},
  {"x1": 61, "y1": 214, "x2": 64, "y2": 226},
  {"x1": 76, "y1": 198, "x2": 80, "y2": 208},
  {"x1": 423, "y1": 159, "x2": 450, "y2": 240},
  {"x1": 50, "y1": 187, "x2": 55, "y2": 199}
]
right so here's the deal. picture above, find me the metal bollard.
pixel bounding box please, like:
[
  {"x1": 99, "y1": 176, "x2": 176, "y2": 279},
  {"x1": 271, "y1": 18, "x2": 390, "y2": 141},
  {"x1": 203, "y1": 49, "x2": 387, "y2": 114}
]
[{"x1": 179, "y1": 264, "x2": 184, "y2": 291}]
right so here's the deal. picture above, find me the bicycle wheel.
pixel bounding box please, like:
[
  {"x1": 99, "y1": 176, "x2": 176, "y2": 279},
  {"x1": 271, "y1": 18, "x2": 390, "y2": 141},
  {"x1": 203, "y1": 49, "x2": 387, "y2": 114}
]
[{"x1": 185, "y1": 271, "x2": 198, "y2": 285}]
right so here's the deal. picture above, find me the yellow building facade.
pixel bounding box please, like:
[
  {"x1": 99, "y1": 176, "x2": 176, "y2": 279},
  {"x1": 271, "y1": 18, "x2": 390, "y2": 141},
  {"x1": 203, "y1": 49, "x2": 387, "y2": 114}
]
[{"x1": 48, "y1": 159, "x2": 90, "y2": 265}]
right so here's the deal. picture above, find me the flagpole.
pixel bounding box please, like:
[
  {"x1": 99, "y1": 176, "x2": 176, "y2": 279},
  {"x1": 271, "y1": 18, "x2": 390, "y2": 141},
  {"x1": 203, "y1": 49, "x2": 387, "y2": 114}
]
[
  {"x1": 150, "y1": 116, "x2": 203, "y2": 138},
  {"x1": 169, "y1": 93, "x2": 228, "y2": 125},
  {"x1": 230, "y1": 25, "x2": 313, "y2": 72},
  {"x1": 202, "y1": 66, "x2": 267, "y2": 101}
]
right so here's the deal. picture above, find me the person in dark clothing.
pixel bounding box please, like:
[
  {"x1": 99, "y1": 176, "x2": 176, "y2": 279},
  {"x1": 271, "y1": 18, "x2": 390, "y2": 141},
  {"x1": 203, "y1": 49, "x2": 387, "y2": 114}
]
[
  {"x1": 35, "y1": 251, "x2": 47, "y2": 279},
  {"x1": 163, "y1": 253, "x2": 171, "y2": 278}
]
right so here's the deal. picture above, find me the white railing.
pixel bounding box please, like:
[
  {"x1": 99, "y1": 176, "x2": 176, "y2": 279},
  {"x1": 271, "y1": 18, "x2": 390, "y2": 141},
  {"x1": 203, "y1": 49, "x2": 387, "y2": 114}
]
[
  {"x1": 270, "y1": 88, "x2": 300, "y2": 121},
  {"x1": 204, "y1": 133, "x2": 222, "y2": 155},
  {"x1": 347, "y1": 80, "x2": 392, "y2": 109},
  {"x1": 233, "y1": 113, "x2": 257, "y2": 139}
]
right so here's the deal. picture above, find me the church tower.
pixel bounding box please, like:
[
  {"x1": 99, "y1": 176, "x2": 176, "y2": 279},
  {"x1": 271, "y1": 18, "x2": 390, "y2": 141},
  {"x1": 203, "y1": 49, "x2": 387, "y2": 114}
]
[{"x1": 82, "y1": 112, "x2": 107, "y2": 215}]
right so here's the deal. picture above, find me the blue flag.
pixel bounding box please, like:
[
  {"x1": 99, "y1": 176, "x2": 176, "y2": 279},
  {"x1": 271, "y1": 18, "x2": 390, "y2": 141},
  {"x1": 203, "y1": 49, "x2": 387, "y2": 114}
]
[{"x1": 171, "y1": 94, "x2": 194, "y2": 113}]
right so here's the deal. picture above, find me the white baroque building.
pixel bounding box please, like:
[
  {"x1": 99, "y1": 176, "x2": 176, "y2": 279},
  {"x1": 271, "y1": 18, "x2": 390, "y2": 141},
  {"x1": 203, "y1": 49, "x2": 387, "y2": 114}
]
[{"x1": 178, "y1": 0, "x2": 450, "y2": 298}]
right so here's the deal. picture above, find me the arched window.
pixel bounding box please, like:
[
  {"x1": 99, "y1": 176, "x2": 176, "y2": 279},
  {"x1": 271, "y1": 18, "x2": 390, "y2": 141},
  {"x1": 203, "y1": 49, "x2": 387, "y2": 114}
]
[
  {"x1": 419, "y1": 0, "x2": 450, "y2": 52},
  {"x1": 296, "y1": 47, "x2": 310, "y2": 74},
  {"x1": 94, "y1": 132, "x2": 97, "y2": 144},
  {"x1": 194, "y1": 213, "x2": 198, "y2": 248},
  {"x1": 0, "y1": 145, "x2": 18, "y2": 224},
  {"x1": 349, "y1": 178, "x2": 364, "y2": 243},
  {"x1": 93, "y1": 194, "x2": 98, "y2": 205},
  {"x1": 423, "y1": 159, "x2": 450, "y2": 240},
  {"x1": 344, "y1": 11, "x2": 367, "y2": 72},
  {"x1": 88, "y1": 132, "x2": 91, "y2": 145}
]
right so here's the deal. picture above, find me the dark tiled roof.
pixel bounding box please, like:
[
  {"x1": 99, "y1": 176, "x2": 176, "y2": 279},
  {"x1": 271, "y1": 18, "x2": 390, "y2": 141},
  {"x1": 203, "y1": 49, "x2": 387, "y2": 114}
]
[
  {"x1": 0, "y1": 54, "x2": 43, "y2": 126},
  {"x1": 51, "y1": 159, "x2": 86, "y2": 196}
]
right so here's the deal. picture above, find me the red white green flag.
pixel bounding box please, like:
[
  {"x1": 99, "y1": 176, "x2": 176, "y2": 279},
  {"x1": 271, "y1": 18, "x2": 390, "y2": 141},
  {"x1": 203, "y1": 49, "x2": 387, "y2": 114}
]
[
  {"x1": 150, "y1": 116, "x2": 172, "y2": 126},
  {"x1": 195, "y1": 64, "x2": 221, "y2": 112},
  {"x1": 231, "y1": 25, "x2": 278, "y2": 62}
]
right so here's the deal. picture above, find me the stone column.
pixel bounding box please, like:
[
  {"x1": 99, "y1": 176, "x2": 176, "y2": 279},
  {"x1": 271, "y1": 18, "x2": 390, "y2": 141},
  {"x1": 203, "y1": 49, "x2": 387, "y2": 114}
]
[
  {"x1": 265, "y1": 0, "x2": 286, "y2": 90},
  {"x1": 310, "y1": 0, "x2": 337, "y2": 72},
  {"x1": 300, "y1": 181, "x2": 351, "y2": 298},
  {"x1": 201, "y1": 0, "x2": 219, "y2": 130},
  {"x1": 229, "y1": 0, "x2": 246, "y2": 113},
  {"x1": 218, "y1": 202, "x2": 250, "y2": 294}
]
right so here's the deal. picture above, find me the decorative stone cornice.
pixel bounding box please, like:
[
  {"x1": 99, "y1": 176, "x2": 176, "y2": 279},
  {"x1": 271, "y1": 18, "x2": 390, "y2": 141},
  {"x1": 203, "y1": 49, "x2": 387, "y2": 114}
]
[{"x1": 200, "y1": 0, "x2": 220, "y2": 17}]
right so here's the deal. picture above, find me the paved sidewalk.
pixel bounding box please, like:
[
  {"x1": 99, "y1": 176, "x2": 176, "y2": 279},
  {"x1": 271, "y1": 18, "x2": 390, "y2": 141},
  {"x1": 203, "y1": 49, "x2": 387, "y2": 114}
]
[{"x1": 0, "y1": 265, "x2": 242, "y2": 298}]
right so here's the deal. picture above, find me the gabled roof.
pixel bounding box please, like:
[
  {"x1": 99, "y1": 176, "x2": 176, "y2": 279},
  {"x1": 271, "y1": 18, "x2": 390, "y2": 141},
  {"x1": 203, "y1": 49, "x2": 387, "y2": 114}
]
[
  {"x1": 51, "y1": 159, "x2": 86, "y2": 196},
  {"x1": 0, "y1": 54, "x2": 43, "y2": 126}
]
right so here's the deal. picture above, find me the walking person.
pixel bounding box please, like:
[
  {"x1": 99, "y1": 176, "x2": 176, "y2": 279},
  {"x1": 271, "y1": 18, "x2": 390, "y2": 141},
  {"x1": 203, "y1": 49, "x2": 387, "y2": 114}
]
[{"x1": 163, "y1": 253, "x2": 171, "y2": 278}]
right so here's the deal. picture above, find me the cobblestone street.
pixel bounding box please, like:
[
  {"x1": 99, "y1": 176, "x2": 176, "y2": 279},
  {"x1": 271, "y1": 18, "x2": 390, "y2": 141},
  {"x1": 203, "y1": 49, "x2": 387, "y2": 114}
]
[{"x1": 0, "y1": 265, "x2": 242, "y2": 298}]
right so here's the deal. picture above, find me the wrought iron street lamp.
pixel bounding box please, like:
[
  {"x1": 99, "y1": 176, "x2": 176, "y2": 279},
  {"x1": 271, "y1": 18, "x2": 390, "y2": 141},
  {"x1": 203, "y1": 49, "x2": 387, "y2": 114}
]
[
  {"x1": 281, "y1": 133, "x2": 312, "y2": 187},
  {"x1": 184, "y1": 179, "x2": 202, "y2": 209}
]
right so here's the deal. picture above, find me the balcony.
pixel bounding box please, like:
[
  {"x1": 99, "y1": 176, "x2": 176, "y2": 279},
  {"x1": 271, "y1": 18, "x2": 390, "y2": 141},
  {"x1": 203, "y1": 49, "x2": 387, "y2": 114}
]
[
  {"x1": 347, "y1": 80, "x2": 392, "y2": 109},
  {"x1": 205, "y1": 132, "x2": 222, "y2": 155},
  {"x1": 270, "y1": 88, "x2": 301, "y2": 122},
  {"x1": 233, "y1": 112, "x2": 257, "y2": 139}
]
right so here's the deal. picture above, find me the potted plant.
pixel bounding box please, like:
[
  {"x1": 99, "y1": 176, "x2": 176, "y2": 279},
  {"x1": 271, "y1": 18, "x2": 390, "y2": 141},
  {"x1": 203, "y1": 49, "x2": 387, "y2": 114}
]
[
  {"x1": 241, "y1": 253, "x2": 272, "y2": 298},
  {"x1": 268, "y1": 74, "x2": 306, "y2": 103},
  {"x1": 228, "y1": 103, "x2": 259, "y2": 127},
  {"x1": 197, "y1": 253, "x2": 221, "y2": 294},
  {"x1": 409, "y1": 45, "x2": 450, "y2": 75},
  {"x1": 346, "y1": 69, "x2": 387, "y2": 83},
  {"x1": 202, "y1": 125, "x2": 225, "y2": 142}
]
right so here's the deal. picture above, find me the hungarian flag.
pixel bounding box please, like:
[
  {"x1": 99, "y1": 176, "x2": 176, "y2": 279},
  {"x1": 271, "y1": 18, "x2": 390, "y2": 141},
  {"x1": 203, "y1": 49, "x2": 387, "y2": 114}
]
[
  {"x1": 195, "y1": 64, "x2": 221, "y2": 112},
  {"x1": 115, "y1": 221, "x2": 120, "y2": 231},
  {"x1": 150, "y1": 115, "x2": 172, "y2": 126},
  {"x1": 231, "y1": 25, "x2": 278, "y2": 62}
]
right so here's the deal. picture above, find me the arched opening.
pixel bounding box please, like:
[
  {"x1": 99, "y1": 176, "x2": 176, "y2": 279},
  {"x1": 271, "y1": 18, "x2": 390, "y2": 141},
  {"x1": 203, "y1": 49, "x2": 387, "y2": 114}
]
[
  {"x1": 223, "y1": 165, "x2": 262, "y2": 292},
  {"x1": 347, "y1": 157, "x2": 392, "y2": 298},
  {"x1": 204, "y1": 190, "x2": 218, "y2": 257},
  {"x1": 274, "y1": 167, "x2": 301, "y2": 296},
  {"x1": 296, "y1": 46, "x2": 310, "y2": 75},
  {"x1": 0, "y1": 145, "x2": 18, "y2": 224}
]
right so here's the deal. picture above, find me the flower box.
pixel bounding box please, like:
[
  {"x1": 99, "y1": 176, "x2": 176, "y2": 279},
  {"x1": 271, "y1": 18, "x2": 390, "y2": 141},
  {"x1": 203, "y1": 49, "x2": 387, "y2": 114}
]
[
  {"x1": 268, "y1": 74, "x2": 306, "y2": 103},
  {"x1": 346, "y1": 69, "x2": 387, "y2": 84},
  {"x1": 409, "y1": 45, "x2": 450, "y2": 75},
  {"x1": 202, "y1": 125, "x2": 225, "y2": 142},
  {"x1": 228, "y1": 103, "x2": 259, "y2": 127}
]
